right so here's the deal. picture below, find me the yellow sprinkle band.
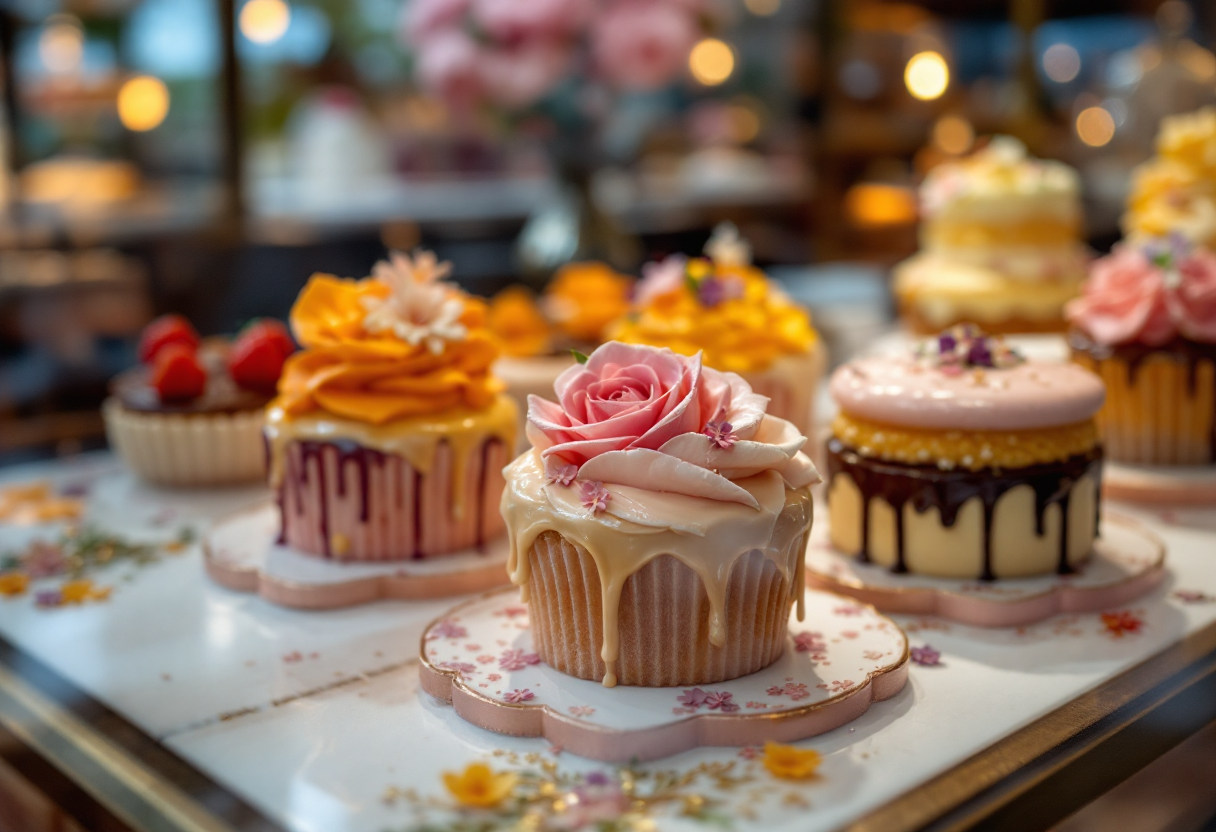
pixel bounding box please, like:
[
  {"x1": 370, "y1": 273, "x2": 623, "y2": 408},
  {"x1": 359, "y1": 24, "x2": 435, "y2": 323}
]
[{"x1": 831, "y1": 413, "x2": 1100, "y2": 471}]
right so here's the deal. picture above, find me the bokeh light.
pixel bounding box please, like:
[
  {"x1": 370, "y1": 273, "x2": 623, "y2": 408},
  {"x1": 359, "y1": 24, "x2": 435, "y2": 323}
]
[
  {"x1": 904, "y1": 51, "x2": 948, "y2": 101},
  {"x1": 1076, "y1": 106, "x2": 1115, "y2": 147},
  {"x1": 1042, "y1": 43, "x2": 1081, "y2": 83},
  {"x1": 117, "y1": 75, "x2": 170, "y2": 131},
  {"x1": 932, "y1": 115, "x2": 974, "y2": 155},
  {"x1": 845, "y1": 183, "x2": 918, "y2": 228},
  {"x1": 240, "y1": 0, "x2": 291, "y2": 45},
  {"x1": 690, "y1": 39, "x2": 735, "y2": 86},
  {"x1": 743, "y1": 0, "x2": 781, "y2": 16},
  {"x1": 38, "y1": 17, "x2": 84, "y2": 74}
]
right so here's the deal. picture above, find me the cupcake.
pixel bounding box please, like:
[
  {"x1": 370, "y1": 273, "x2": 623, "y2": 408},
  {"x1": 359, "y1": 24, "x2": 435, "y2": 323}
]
[
  {"x1": 266, "y1": 251, "x2": 518, "y2": 561},
  {"x1": 502, "y1": 342, "x2": 820, "y2": 687},
  {"x1": 489, "y1": 263, "x2": 635, "y2": 447},
  {"x1": 1123, "y1": 107, "x2": 1216, "y2": 250},
  {"x1": 104, "y1": 316, "x2": 294, "y2": 486},
  {"x1": 1067, "y1": 238, "x2": 1216, "y2": 465},
  {"x1": 610, "y1": 224, "x2": 825, "y2": 438},
  {"x1": 826, "y1": 325, "x2": 1105, "y2": 579},
  {"x1": 894, "y1": 137, "x2": 1089, "y2": 334}
]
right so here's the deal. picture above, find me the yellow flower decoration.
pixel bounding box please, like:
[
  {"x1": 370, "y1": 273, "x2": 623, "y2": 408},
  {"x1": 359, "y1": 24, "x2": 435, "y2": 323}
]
[
  {"x1": 611, "y1": 263, "x2": 817, "y2": 375},
  {"x1": 487, "y1": 287, "x2": 552, "y2": 358},
  {"x1": 442, "y1": 762, "x2": 518, "y2": 808},
  {"x1": 1124, "y1": 107, "x2": 1216, "y2": 249},
  {"x1": 762, "y1": 742, "x2": 822, "y2": 780},
  {"x1": 0, "y1": 573, "x2": 29, "y2": 596},
  {"x1": 60, "y1": 580, "x2": 110, "y2": 604},
  {"x1": 0, "y1": 481, "x2": 82, "y2": 525}
]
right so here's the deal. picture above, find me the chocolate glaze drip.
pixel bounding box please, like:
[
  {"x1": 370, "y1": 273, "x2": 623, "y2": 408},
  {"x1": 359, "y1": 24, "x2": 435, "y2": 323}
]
[
  {"x1": 1070, "y1": 329, "x2": 1216, "y2": 461},
  {"x1": 826, "y1": 437, "x2": 1103, "y2": 579},
  {"x1": 275, "y1": 439, "x2": 497, "y2": 559}
]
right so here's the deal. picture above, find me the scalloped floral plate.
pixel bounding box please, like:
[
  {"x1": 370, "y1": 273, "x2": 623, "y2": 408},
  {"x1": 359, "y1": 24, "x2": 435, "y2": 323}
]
[
  {"x1": 203, "y1": 503, "x2": 511, "y2": 609},
  {"x1": 1103, "y1": 461, "x2": 1216, "y2": 505},
  {"x1": 418, "y1": 587, "x2": 909, "y2": 762},
  {"x1": 805, "y1": 513, "x2": 1166, "y2": 627}
]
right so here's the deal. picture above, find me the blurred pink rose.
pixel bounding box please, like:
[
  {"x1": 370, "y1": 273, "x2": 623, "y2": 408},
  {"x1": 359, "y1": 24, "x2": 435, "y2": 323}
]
[
  {"x1": 472, "y1": 0, "x2": 591, "y2": 42},
  {"x1": 1171, "y1": 249, "x2": 1216, "y2": 342},
  {"x1": 415, "y1": 29, "x2": 484, "y2": 108},
  {"x1": 480, "y1": 41, "x2": 571, "y2": 108},
  {"x1": 593, "y1": 1, "x2": 697, "y2": 91},
  {"x1": 402, "y1": 0, "x2": 470, "y2": 44},
  {"x1": 1066, "y1": 246, "x2": 1176, "y2": 346}
]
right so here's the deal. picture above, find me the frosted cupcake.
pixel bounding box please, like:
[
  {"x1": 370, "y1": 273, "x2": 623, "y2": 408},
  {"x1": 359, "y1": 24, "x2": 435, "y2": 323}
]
[
  {"x1": 266, "y1": 251, "x2": 518, "y2": 561},
  {"x1": 1068, "y1": 238, "x2": 1216, "y2": 465},
  {"x1": 610, "y1": 224, "x2": 825, "y2": 438},
  {"x1": 1123, "y1": 107, "x2": 1216, "y2": 250},
  {"x1": 105, "y1": 316, "x2": 294, "y2": 486},
  {"x1": 827, "y1": 326, "x2": 1105, "y2": 579},
  {"x1": 502, "y1": 342, "x2": 820, "y2": 687},
  {"x1": 894, "y1": 137, "x2": 1089, "y2": 334}
]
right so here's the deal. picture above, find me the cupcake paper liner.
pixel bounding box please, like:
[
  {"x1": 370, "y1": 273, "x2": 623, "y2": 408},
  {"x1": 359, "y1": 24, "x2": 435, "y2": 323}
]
[
  {"x1": 525, "y1": 529, "x2": 806, "y2": 687},
  {"x1": 103, "y1": 398, "x2": 267, "y2": 486}
]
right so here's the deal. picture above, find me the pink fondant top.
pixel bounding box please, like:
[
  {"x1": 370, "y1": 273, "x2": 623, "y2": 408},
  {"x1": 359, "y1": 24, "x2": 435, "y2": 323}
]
[{"x1": 830, "y1": 355, "x2": 1105, "y2": 431}]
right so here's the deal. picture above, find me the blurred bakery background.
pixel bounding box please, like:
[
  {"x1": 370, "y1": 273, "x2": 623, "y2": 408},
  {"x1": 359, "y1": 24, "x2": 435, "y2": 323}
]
[{"x1": 1, "y1": 0, "x2": 1214, "y2": 465}]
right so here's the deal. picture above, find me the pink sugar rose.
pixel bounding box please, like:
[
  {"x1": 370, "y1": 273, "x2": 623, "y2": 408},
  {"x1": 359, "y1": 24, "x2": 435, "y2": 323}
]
[
  {"x1": 414, "y1": 29, "x2": 484, "y2": 109},
  {"x1": 1066, "y1": 245, "x2": 1176, "y2": 346},
  {"x1": 472, "y1": 0, "x2": 591, "y2": 42},
  {"x1": 401, "y1": 0, "x2": 470, "y2": 44},
  {"x1": 527, "y1": 342, "x2": 819, "y2": 507},
  {"x1": 1170, "y1": 248, "x2": 1216, "y2": 343},
  {"x1": 480, "y1": 41, "x2": 571, "y2": 108},
  {"x1": 593, "y1": 1, "x2": 697, "y2": 91}
]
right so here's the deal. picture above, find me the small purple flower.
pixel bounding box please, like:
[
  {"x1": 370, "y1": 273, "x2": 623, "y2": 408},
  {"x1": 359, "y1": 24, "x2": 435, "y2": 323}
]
[
  {"x1": 584, "y1": 771, "x2": 611, "y2": 787},
  {"x1": 677, "y1": 688, "x2": 709, "y2": 708},
  {"x1": 910, "y1": 645, "x2": 942, "y2": 667},
  {"x1": 498, "y1": 648, "x2": 541, "y2": 671},
  {"x1": 696, "y1": 275, "x2": 743, "y2": 307},
  {"x1": 938, "y1": 332, "x2": 957, "y2": 353},
  {"x1": 545, "y1": 457, "x2": 578, "y2": 487},
  {"x1": 503, "y1": 688, "x2": 534, "y2": 704},
  {"x1": 966, "y1": 339, "x2": 993, "y2": 368},
  {"x1": 703, "y1": 421, "x2": 738, "y2": 449},
  {"x1": 35, "y1": 590, "x2": 63, "y2": 608},
  {"x1": 579, "y1": 481, "x2": 610, "y2": 514}
]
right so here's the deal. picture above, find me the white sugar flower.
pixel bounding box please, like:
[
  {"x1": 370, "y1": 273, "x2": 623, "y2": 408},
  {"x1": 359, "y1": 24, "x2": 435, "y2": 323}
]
[{"x1": 360, "y1": 250, "x2": 468, "y2": 355}]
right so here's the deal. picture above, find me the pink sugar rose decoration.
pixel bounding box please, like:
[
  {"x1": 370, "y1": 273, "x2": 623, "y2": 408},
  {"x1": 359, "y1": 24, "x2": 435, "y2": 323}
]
[
  {"x1": 1170, "y1": 247, "x2": 1216, "y2": 342},
  {"x1": 579, "y1": 481, "x2": 610, "y2": 514},
  {"x1": 526, "y1": 341, "x2": 820, "y2": 507},
  {"x1": 592, "y1": 1, "x2": 697, "y2": 91}
]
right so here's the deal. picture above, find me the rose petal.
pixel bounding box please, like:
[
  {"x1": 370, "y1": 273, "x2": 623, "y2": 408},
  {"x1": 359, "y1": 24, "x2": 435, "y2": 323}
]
[{"x1": 577, "y1": 449, "x2": 760, "y2": 508}]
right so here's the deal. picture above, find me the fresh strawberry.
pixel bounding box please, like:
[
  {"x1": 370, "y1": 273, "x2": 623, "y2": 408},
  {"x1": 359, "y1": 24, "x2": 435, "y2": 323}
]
[
  {"x1": 151, "y1": 343, "x2": 207, "y2": 402},
  {"x1": 139, "y1": 315, "x2": 200, "y2": 364},
  {"x1": 238, "y1": 319, "x2": 295, "y2": 361},
  {"x1": 228, "y1": 320, "x2": 294, "y2": 394}
]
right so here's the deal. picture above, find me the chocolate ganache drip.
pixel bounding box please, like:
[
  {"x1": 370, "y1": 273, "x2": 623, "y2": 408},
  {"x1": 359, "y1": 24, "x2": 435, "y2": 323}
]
[
  {"x1": 826, "y1": 437, "x2": 1103, "y2": 580},
  {"x1": 1070, "y1": 329, "x2": 1216, "y2": 462}
]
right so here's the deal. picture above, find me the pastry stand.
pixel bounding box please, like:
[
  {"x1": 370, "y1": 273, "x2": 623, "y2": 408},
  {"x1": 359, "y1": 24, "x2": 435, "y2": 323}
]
[
  {"x1": 805, "y1": 513, "x2": 1166, "y2": 628},
  {"x1": 418, "y1": 586, "x2": 909, "y2": 762},
  {"x1": 204, "y1": 503, "x2": 511, "y2": 609}
]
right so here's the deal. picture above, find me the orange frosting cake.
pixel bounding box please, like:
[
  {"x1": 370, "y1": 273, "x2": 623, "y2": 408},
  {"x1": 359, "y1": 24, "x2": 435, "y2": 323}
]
[
  {"x1": 610, "y1": 224, "x2": 824, "y2": 436},
  {"x1": 501, "y1": 341, "x2": 820, "y2": 687},
  {"x1": 266, "y1": 251, "x2": 517, "y2": 561}
]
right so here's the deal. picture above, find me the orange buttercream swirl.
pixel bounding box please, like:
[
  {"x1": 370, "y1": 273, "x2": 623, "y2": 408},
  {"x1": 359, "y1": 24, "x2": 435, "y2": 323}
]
[{"x1": 274, "y1": 259, "x2": 504, "y2": 425}]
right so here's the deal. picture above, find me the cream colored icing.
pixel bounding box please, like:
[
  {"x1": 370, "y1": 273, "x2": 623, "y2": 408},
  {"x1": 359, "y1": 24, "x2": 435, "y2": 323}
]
[
  {"x1": 828, "y1": 471, "x2": 1096, "y2": 578},
  {"x1": 264, "y1": 393, "x2": 517, "y2": 521},
  {"x1": 830, "y1": 354, "x2": 1105, "y2": 432},
  {"x1": 502, "y1": 448, "x2": 812, "y2": 686}
]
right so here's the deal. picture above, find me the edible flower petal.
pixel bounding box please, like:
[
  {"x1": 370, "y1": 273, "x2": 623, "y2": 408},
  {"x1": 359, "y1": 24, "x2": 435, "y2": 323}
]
[
  {"x1": 762, "y1": 742, "x2": 822, "y2": 780},
  {"x1": 442, "y1": 762, "x2": 518, "y2": 808}
]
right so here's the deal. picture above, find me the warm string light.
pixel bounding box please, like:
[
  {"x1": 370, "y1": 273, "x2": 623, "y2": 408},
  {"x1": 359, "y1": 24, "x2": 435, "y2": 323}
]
[
  {"x1": 932, "y1": 115, "x2": 973, "y2": 155},
  {"x1": 1042, "y1": 43, "x2": 1081, "y2": 83},
  {"x1": 904, "y1": 51, "x2": 948, "y2": 101},
  {"x1": 117, "y1": 76, "x2": 170, "y2": 131},
  {"x1": 240, "y1": 0, "x2": 291, "y2": 45},
  {"x1": 690, "y1": 38, "x2": 735, "y2": 86},
  {"x1": 1076, "y1": 106, "x2": 1115, "y2": 147}
]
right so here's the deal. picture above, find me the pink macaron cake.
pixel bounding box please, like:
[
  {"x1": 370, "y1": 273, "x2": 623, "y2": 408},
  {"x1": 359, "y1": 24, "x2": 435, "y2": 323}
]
[{"x1": 825, "y1": 325, "x2": 1106, "y2": 579}]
